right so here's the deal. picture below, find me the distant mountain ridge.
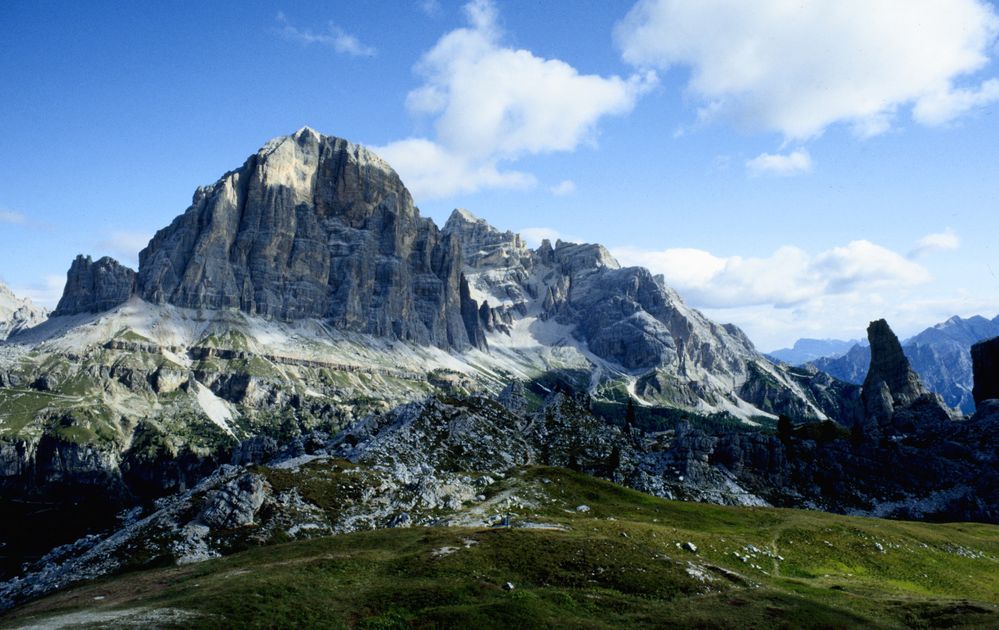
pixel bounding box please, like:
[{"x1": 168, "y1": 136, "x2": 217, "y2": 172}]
[
  {"x1": 0, "y1": 283, "x2": 47, "y2": 341},
  {"x1": 804, "y1": 314, "x2": 999, "y2": 413},
  {"x1": 768, "y1": 338, "x2": 865, "y2": 365}
]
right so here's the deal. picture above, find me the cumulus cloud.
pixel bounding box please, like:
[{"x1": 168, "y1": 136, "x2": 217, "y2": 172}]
[
  {"x1": 549, "y1": 180, "x2": 576, "y2": 196},
  {"x1": 377, "y1": 0, "x2": 654, "y2": 199},
  {"x1": 97, "y1": 230, "x2": 152, "y2": 267},
  {"x1": 613, "y1": 240, "x2": 931, "y2": 310},
  {"x1": 615, "y1": 0, "x2": 999, "y2": 139},
  {"x1": 0, "y1": 210, "x2": 27, "y2": 225},
  {"x1": 745, "y1": 149, "x2": 812, "y2": 177},
  {"x1": 277, "y1": 12, "x2": 376, "y2": 57},
  {"x1": 909, "y1": 228, "x2": 960, "y2": 258}
]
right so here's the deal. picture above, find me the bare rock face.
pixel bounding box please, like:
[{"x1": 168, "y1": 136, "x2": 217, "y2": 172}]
[
  {"x1": 0, "y1": 283, "x2": 47, "y2": 340},
  {"x1": 51, "y1": 255, "x2": 136, "y2": 317},
  {"x1": 861, "y1": 319, "x2": 952, "y2": 428},
  {"x1": 972, "y1": 336, "x2": 999, "y2": 405},
  {"x1": 137, "y1": 127, "x2": 484, "y2": 351},
  {"x1": 198, "y1": 473, "x2": 268, "y2": 529}
]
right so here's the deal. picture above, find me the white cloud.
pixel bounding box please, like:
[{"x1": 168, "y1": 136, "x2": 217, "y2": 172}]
[
  {"x1": 613, "y1": 240, "x2": 930, "y2": 310},
  {"x1": 419, "y1": 0, "x2": 442, "y2": 17},
  {"x1": 615, "y1": 0, "x2": 999, "y2": 139},
  {"x1": 277, "y1": 12, "x2": 376, "y2": 57},
  {"x1": 97, "y1": 230, "x2": 151, "y2": 267},
  {"x1": 377, "y1": 139, "x2": 535, "y2": 200},
  {"x1": 377, "y1": 0, "x2": 655, "y2": 199},
  {"x1": 0, "y1": 210, "x2": 26, "y2": 225},
  {"x1": 519, "y1": 227, "x2": 563, "y2": 248},
  {"x1": 549, "y1": 180, "x2": 576, "y2": 196},
  {"x1": 745, "y1": 149, "x2": 812, "y2": 177},
  {"x1": 913, "y1": 78, "x2": 999, "y2": 125},
  {"x1": 10, "y1": 274, "x2": 65, "y2": 310},
  {"x1": 909, "y1": 228, "x2": 960, "y2": 258}
]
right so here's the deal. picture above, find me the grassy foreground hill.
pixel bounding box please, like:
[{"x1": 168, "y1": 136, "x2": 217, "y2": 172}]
[{"x1": 2, "y1": 467, "x2": 998, "y2": 629}]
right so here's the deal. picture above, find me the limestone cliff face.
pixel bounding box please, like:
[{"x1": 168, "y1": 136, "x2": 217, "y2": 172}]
[
  {"x1": 51, "y1": 256, "x2": 136, "y2": 317},
  {"x1": 137, "y1": 127, "x2": 484, "y2": 351},
  {"x1": 972, "y1": 336, "x2": 999, "y2": 405}
]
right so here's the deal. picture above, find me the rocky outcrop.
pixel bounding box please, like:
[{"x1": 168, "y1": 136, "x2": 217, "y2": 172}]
[
  {"x1": 809, "y1": 314, "x2": 999, "y2": 413},
  {"x1": 137, "y1": 128, "x2": 485, "y2": 351},
  {"x1": 972, "y1": 336, "x2": 999, "y2": 405},
  {"x1": 861, "y1": 319, "x2": 953, "y2": 429},
  {"x1": 51, "y1": 255, "x2": 136, "y2": 317},
  {"x1": 0, "y1": 283, "x2": 47, "y2": 340},
  {"x1": 198, "y1": 473, "x2": 268, "y2": 529}
]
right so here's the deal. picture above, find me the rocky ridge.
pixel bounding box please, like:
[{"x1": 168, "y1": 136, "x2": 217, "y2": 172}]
[{"x1": 0, "y1": 283, "x2": 47, "y2": 341}]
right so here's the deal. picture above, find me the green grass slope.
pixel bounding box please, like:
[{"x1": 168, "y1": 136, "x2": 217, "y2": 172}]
[{"x1": 3, "y1": 467, "x2": 998, "y2": 629}]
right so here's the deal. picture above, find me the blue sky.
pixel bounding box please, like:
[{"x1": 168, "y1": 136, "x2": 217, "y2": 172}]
[{"x1": 1, "y1": 0, "x2": 998, "y2": 350}]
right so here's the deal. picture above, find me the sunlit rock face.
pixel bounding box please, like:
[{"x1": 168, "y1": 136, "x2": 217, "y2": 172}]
[{"x1": 137, "y1": 127, "x2": 483, "y2": 351}]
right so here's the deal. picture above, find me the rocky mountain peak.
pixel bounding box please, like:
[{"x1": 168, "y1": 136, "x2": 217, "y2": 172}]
[
  {"x1": 133, "y1": 128, "x2": 482, "y2": 350},
  {"x1": 51, "y1": 255, "x2": 136, "y2": 317},
  {"x1": 0, "y1": 282, "x2": 48, "y2": 340},
  {"x1": 861, "y1": 319, "x2": 945, "y2": 427}
]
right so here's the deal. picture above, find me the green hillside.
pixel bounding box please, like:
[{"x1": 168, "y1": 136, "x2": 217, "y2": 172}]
[{"x1": 3, "y1": 467, "x2": 998, "y2": 629}]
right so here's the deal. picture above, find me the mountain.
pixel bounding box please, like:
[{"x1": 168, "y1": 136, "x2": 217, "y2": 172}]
[
  {"x1": 767, "y1": 337, "x2": 863, "y2": 365},
  {"x1": 0, "y1": 128, "x2": 853, "y2": 575},
  {"x1": 0, "y1": 283, "x2": 47, "y2": 341},
  {"x1": 808, "y1": 314, "x2": 999, "y2": 413},
  {"x1": 0, "y1": 127, "x2": 844, "y2": 492}
]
